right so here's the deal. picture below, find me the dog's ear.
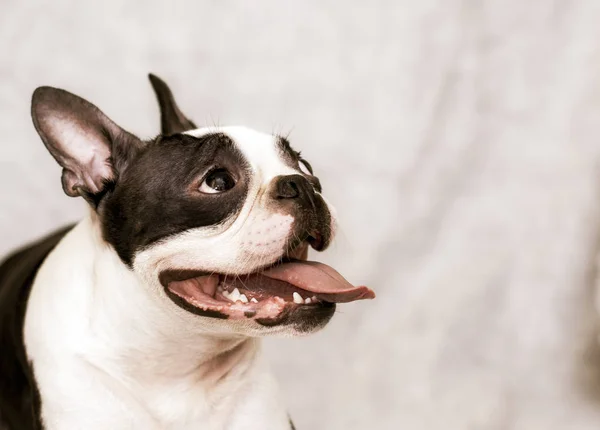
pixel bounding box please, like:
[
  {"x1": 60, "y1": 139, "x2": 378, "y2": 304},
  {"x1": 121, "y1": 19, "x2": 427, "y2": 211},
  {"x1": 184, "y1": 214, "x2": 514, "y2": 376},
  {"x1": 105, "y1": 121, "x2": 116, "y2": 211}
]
[
  {"x1": 31, "y1": 86, "x2": 143, "y2": 204},
  {"x1": 148, "y1": 73, "x2": 197, "y2": 135}
]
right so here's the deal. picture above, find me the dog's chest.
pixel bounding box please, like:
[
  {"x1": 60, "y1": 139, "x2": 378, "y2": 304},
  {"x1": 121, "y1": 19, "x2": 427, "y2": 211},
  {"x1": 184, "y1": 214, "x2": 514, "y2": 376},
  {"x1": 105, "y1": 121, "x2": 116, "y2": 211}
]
[
  {"x1": 35, "y1": 358, "x2": 290, "y2": 430},
  {"x1": 135, "y1": 370, "x2": 289, "y2": 430},
  {"x1": 21, "y1": 219, "x2": 292, "y2": 429},
  {"x1": 130, "y1": 379, "x2": 241, "y2": 429}
]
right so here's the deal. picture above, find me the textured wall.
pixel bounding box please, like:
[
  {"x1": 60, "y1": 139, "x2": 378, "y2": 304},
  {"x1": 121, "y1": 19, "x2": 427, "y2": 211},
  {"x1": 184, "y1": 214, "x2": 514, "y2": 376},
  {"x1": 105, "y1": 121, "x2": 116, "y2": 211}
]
[{"x1": 3, "y1": 1, "x2": 600, "y2": 429}]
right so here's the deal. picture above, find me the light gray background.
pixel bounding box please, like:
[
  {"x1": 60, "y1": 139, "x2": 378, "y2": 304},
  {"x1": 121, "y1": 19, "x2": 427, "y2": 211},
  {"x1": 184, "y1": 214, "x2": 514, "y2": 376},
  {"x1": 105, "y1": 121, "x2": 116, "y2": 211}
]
[{"x1": 2, "y1": 1, "x2": 600, "y2": 429}]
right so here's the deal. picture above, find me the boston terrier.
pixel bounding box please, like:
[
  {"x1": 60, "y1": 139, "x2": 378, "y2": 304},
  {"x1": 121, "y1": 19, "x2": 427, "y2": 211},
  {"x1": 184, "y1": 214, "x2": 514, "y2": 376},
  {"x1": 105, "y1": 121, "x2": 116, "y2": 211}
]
[{"x1": 0, "y1": 74, "x2": 375, "y2": 430}]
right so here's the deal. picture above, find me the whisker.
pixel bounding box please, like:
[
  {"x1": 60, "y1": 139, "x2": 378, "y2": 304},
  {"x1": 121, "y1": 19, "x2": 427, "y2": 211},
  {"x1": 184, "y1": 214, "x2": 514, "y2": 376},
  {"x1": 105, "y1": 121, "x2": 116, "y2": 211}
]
[{"x1": 236, "y1": 274, "x2": 249, "y2": 292}]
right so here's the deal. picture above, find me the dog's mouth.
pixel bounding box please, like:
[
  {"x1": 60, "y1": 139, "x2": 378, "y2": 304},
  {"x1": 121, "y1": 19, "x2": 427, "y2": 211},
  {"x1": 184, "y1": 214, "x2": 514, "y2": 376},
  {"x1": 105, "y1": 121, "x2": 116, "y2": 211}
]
[{"x1": 159, "y1": 244, "x2": 375, "y2": 324}]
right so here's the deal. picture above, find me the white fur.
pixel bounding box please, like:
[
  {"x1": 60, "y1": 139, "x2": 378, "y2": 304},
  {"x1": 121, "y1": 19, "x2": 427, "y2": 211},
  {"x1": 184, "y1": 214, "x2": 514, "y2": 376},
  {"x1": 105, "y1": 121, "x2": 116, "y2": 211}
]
[
  {"x1": 24, "y1": 126, "x2": 335, "y2": 429},
  {"x1": 25, "y1": 216, "x2": 291, "y2": 429},
  {"x1": 185, "y1": 126, "x2": 299, "y2": 183}
]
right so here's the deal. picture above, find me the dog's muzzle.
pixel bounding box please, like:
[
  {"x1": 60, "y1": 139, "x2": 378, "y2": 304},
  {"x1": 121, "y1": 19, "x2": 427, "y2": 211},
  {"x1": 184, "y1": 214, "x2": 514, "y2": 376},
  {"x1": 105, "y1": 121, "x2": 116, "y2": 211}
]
[{"x1": 269, "y1": 174, "x2": 332, "y2": 251}]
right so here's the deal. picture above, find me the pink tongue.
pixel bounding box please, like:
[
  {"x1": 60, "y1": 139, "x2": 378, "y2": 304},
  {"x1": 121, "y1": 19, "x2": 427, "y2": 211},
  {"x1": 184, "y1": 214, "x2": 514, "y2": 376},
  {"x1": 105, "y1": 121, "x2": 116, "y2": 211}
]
[{"x1": 261, "y1": 260, "x2": 375, "y2": 303}]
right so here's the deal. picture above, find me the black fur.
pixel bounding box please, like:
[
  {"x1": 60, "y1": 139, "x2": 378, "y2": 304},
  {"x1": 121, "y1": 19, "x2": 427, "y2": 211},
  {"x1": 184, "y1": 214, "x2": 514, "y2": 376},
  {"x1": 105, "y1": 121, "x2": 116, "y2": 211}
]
[
  {"x1": 255, "y1": 301, "x2": 335, "y2": 332},
  {"x1": 0, "y1": 225, "x2": 73, "y2": 430},
  {"x1": 276, "y1": 136, "x2": 321, "y2": 191},
  {"x1": 100, "y1": 132, "x2": 250, "y2": 266},
  {"x1": 268, "y1": 174, "x2": 332, "y2": 251},
  {"x1": 148, "y1": 73, "x2": 197, "y2": 135}
]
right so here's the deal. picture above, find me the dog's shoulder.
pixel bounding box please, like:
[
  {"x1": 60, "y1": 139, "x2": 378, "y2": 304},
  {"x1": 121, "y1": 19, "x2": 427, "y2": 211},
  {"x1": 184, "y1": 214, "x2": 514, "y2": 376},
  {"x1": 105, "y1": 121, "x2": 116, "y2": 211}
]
[{"x1": 0, "y1": 225, "x2": 73, "y2": 430}]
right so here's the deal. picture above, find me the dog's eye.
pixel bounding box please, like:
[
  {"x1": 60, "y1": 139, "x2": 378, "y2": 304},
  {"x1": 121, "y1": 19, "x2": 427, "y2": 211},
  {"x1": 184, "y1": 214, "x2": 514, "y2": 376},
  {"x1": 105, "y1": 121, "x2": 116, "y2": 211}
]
[
  {"x1": 199, "y1": 169, "x2": 236, "y2": 194},
  {"x1": 299, "y1": 159, "x2": 313, "y2": 176}
]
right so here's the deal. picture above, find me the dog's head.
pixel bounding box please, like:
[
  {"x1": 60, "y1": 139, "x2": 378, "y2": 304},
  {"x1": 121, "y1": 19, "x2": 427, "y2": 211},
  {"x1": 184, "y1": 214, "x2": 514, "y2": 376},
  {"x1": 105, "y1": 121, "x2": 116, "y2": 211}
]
[{"x1": 30, "y1": 74, "x2": 374, "y2": 336}]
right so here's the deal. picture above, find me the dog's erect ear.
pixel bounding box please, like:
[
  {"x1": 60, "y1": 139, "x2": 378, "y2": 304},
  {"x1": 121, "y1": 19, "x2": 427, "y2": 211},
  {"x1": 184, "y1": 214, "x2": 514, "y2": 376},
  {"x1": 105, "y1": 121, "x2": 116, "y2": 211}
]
[
  {"x1": 148, "y1": 73, "x2": 197, "y2": 135},
  {"x1": 31, "y1": 86, "x2": 143, "y2": 202}
]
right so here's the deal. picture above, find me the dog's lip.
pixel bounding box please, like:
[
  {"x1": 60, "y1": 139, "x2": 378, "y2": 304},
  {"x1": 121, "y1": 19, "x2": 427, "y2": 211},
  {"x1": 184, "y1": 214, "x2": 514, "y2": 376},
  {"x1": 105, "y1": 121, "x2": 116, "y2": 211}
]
[
  {"x1": 165, "y1": 280, "x2": 328, "y2": 323},
  {"x1": 159, "y1": 252, "x2": 374, "y2": 320},
  {"x1": 159, "y1": 259, "x2": 375, "y2": 304}
]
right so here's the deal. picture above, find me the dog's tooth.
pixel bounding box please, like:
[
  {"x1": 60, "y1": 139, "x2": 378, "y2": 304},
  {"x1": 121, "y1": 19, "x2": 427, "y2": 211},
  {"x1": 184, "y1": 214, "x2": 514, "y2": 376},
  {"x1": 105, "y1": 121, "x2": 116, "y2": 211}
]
[
  {"x1": 305, "y1": 298, "x2": 312, "y2": 304},
  {"x1": 250, "y1": 298, "x2": 258, "y2": 303},
  {"x1": 293, "y1": 292, "x2": 303, "y2": 304},
  {"x1": 229, "y1": 288, "x2": 241, "y2": 302},
  {"x1": 311, "y1": 296, "x2": 317, "y2": 301},
  {"x1": 239, "y1": 294, "x2": 249, "y2": 303}
]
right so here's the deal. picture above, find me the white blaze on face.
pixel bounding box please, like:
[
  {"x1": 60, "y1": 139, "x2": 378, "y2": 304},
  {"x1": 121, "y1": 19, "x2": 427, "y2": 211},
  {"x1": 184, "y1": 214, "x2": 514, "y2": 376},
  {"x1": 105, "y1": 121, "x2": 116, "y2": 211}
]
[
  {"x1": 185, "y1": 125, "x2": 300, "y2": 183},
  {"x1": 132, "y1": 126, "x2": 302, "y2": 281}
]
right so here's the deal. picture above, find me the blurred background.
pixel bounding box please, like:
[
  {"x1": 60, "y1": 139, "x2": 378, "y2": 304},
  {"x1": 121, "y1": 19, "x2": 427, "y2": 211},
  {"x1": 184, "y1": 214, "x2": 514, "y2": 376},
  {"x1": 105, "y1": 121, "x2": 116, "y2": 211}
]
[{"x1": 3, "y1": 0, "x2": 600, "y2": 429}]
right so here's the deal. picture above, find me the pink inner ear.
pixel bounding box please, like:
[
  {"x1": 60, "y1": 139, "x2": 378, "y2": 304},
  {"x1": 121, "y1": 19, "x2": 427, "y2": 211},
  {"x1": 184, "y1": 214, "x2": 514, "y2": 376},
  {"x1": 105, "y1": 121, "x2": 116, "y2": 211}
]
[
  {"x1": 32, "y1": 86, "x2": 142, "y2": 200},
  {"x1": 52, "y1": 118, "x2": 114, "y2": 196},
  {"x1": 81, "y1": 150, "x2": 114, "y2": 193}
]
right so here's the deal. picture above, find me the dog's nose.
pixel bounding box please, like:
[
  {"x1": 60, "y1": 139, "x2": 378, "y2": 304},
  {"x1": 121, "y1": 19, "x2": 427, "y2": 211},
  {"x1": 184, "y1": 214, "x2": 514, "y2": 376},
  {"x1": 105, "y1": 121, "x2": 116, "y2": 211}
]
[{"x1": 272, "y1": 174, "x2": 314, "y2": 201}]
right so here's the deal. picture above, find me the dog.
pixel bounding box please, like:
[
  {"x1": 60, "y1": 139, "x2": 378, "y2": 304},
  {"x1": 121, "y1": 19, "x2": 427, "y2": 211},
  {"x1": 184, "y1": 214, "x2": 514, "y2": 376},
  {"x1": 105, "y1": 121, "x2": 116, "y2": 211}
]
[{"x1": 0, "y1": 74, "x2": 375, "y2": 430}]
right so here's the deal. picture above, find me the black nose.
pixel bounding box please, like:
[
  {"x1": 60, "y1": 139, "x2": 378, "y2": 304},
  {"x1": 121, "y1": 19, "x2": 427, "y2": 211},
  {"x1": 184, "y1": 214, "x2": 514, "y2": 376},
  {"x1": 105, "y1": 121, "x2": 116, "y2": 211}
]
[{"x1": 273, "y1": 174, "x2": 312, "y2": 200}]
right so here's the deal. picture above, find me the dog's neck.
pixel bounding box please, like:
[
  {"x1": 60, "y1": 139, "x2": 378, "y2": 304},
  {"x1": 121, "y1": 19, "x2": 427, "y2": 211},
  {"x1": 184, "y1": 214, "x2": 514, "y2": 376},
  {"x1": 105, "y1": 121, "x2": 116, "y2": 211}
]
[
  {"x1": 55, "y1": 214, "x2": 261, "y2": 394},
  {"x1": 25, "y1": 214, "x2": 291, "y2": 428}
]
